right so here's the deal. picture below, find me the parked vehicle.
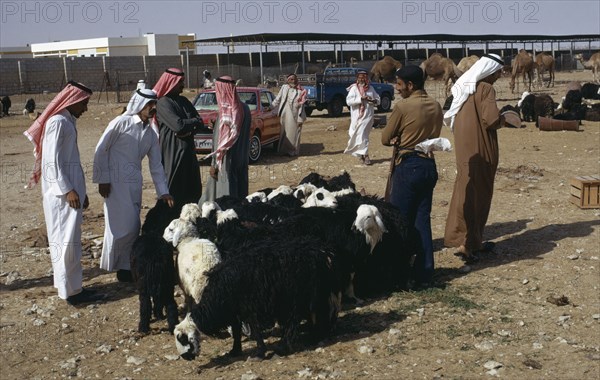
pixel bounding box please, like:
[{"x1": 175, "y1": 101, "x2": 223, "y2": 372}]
[
  {"x1": 282, "y1": 67, "x2": 395, "y2": 117},
  {"x1": 192, "y1": 87, "x2": 281, "y2": 163}
]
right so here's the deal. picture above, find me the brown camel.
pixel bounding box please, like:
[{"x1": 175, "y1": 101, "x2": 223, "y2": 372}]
[
  {"x1": 574, "y1": 52, "x2": 600, "y2": 83},
  {"x1": 509, "y1": 49, "x2": 534, "y2": 94},
  {"x1": 535, "y1": 52, "x2": 555, "y2": 88},
  {"x1": 302, "y1": 60, "x2": 333, "y2": 74},
  {"x1": 456, "y1": 55, "x2": 479, "y2": 76},
  {"x1": 420, "y1": 53, "x2": 460, "y2": 94},
  {"x1": 370, "y1": 56, "x2": 403, "y2": 83}
]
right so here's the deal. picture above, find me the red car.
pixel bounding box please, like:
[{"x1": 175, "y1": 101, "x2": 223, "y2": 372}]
[{"x1": 192, "y1": 87, "x2": 281, "y2": 163}]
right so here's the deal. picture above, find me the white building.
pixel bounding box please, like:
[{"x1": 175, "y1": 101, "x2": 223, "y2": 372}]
[{"x1": 30, "y1": 34, "x2": 192, "y2": 58}]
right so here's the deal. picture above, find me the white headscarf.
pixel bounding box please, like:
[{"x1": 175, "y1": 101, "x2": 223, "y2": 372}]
[
  {"x1": 125, "y1": 89, "x2": 157, "y2": 115},
  {"x1": 444, "y1": 53, "x2": 504, "y2": 130}
]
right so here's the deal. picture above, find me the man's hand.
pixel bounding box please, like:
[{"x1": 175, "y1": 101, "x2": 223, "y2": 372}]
[
  {"x1": 209, "y1": 166, "x2": 218, "y2": 180},
  {"x1": 160, "y1": 194, "x2": 175, "y2": 208},
  {"x1": 83, "y1": 195, "x2": 89, "y2": 210},
  {"x1": 66, "y1": 190, "x2": 81, "y2": 209},
  {"x1": 99, "y1": 183, "x2": 110, "y2": 198}
]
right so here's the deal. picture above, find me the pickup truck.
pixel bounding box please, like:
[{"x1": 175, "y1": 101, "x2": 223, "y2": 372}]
[{"x1": 280, "y1": 67, "x2": 395, "y2": 117}]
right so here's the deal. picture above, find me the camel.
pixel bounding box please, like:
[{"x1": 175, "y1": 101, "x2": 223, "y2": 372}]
[
  {"x1": 574, "y1": 52, "x2": 600, "y2": 83},
  {"x1": 456, "y1": 55, "x2": 479, "y2": 76},
  {"x1": 534, "y1": 52, "x2": 555, "y2": 88},
  {"x1": 370, "y1": 56, "x2": 403, "y2": 83},
  {"x1": 304, "y1": 60, "x2": 333, "y2": 74},
  {"x1": 420, "y1": 53, "x2": 460, "y2": 95},
  {"x1": 509, "y1": 49, "x2": 534, "y2": 94}
]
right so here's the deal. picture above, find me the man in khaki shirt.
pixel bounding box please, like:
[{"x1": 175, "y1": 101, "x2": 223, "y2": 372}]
[{"x1": 381, "y1": 65, "x2": 443, "y2": 287}]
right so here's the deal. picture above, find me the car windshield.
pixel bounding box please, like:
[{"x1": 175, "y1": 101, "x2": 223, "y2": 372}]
[
  {"x1": 194, "y1": 91, "x2": 258, "y2": 111},
  {"x1": 194, "y1": 92, "x2": 218, "y2": 111}
]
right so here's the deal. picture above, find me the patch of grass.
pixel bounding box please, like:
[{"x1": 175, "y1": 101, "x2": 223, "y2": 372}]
[
  {"x1": 416, "y1": 287, "x2": 482, "y2": 310},
  {"x1": 445, "y1": 325, "x2": 462, "y2": 339},
  {"x1": 469, "y1": 327, "x2": 493, "y2": 337},
  {"x1": 460, "y1": 343, "x2": 473, "y2": 351}
]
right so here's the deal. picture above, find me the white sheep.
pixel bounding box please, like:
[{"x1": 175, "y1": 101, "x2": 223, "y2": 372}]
[
  {"x1": 163, "y1": 218, "x2": 221, "y2": 310},
  {"x1": 179, "y1": 203, "x2": 202, "y2": 223},
  {"x1": 302, "y1": 187, "x2": 355, "y2": 208},
  {"x1": 174, "y1": 313, "x2": 200, "y2": 360},
  {"x1": 200, "y1": 201, "x2": 221, "y2": 219},
  {"x1": 353, "y1": 204, "x2": 387, "y2": 253},
  {"x1": 293, "y1": 183, "x2": 318, "y2": 203},
  {"x1": 245, "y1": 191, "x2": 267, "y2": 203},
  {"x1": 266, "y1": 185, "x2": 293, "y2": 201}
]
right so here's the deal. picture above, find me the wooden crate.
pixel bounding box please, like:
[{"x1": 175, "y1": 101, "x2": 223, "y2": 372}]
[{"x1": 570, "y1": 175, "x2": 600, "y2": 209}]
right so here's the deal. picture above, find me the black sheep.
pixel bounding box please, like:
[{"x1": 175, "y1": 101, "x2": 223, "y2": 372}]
[
  {"x1": 585, "y1": 103, "x2": 600, "y2": 121},
  {"x1": 581, "y1": 82, "x2": 600, "y2": 100},
  {"x1": 533, "y1": 94, "x2": 555, "y2": 127},
  {"x1": 1, "y1": 96, "x2": 11, "y2": 116},
  {"x1": 520, "y1": 94, "x2": 536, "y2": 122},
  {"x1": 174, "y1": 237, "x2": 341, "y2": 360},
  {"x1": 336, "y1": 193, "x2": 423, "y2": 295},
  {"x1": 554, "y1": 90, "x2": 586, "y2": 122},
  {"x1": 299, "y1": 172, "x2": 328, "y2": 188},
  {"x1": 130, "y1": 200, "x2": 181, "y2": 334},
  {"x1": 131, "y1": 234, "x2": 178, "y2": 334},
  {"x1": 24, "y1": 98, "x2": 36, "y2": 114},
  {"x1": 522, "y1": 94, "x2": 555, "y2": 126},
  {"x1": 325, "y1": 171, "x2": 356, "y2": 192}
]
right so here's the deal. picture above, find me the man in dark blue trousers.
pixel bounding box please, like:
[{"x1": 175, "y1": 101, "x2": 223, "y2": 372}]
[{"x1": 382, "y1": 66, "x2": 443, "y2": 286}]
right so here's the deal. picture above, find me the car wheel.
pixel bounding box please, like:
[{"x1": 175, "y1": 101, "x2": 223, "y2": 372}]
[
  {"x1": 305, "y1": 107, "x2": 313, "y2": 117},
  {"x1": 378, "y1": 93, "x2": 392, "y2": 112},
  {"x1": 328, "y1": 96, "x2": 344, "y2": 117},
  {"x1": 248, "y1": 133, "x2": 261, "y2": 163}
]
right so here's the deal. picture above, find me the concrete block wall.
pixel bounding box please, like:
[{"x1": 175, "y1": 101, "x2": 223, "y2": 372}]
[
  {"x1": 0, "y1": 59, "x2": 20, "y2": 95},
  {"x1": 0, "y1": 49, "x2": 589, "y2": 96}
]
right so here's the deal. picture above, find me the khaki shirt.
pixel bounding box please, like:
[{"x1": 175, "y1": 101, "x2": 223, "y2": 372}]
[{"x1": 381, "y1": 89, "x2": 443, "y2": 165}]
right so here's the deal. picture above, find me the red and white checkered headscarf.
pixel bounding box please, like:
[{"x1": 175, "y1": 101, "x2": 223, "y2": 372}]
[
  {"x1": 205, "y1": 76, "x2": 244, "y2": 169},
  {"x1": 23, "y1": 81, "x2": 92, "y2": 189},
  {"x1": 151, "y1": 68, "x2": 184, "y2": 132},
  {"x1": 152, "y1": 68, "x2": 184, "y2": 98},
  {"x1": 287, "y1": 73, "x2": 307, "y2": 105},
  {"x1": 347, "y1": 70, "x2": 370, "y2": 118}
]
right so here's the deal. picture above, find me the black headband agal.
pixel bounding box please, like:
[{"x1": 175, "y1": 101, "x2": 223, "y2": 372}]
[
  {"x1": 67, "y1": 81, "x2": 92, "y2": 94},
  {"x1": 216, "y1": 77, "x2": 236, "y2": 84},
  {"x1": 165, "y1": 69, "x2": 184, "y2": 76},
  {"x1": 136, "y1": 89, "x2": 157, "y2": 99},
  {"x1": 483, "y1": 54, "x2": 504, "y2": 66}
]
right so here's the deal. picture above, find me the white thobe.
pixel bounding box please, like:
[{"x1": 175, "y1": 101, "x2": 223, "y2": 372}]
[
  {"x1": 41, "y1": 110, "x2": 86, "y2": 299},
  {"x1": 93, "y1": 114, "x2": 169, "y2": 272},
  {"x1": 272, "y1": 84, "x2": 307, "y2": 156},
  {"x1": 344, "y1": 85, "x2": 380, "y2": 157}
]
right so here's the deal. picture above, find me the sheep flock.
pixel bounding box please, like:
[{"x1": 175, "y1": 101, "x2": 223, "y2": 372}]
[{"x1": 130, "y1": 171, "x2": 423, "y2": 361}]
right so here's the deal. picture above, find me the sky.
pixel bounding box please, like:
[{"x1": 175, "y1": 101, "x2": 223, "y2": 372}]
[{"x1": 1, "y1": 0, "x2": 599, "y2": 49}]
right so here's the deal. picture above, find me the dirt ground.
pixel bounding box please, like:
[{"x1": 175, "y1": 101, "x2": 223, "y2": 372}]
[{"x1": 0, "y1": 70, "x2": 599, "y2": 380}]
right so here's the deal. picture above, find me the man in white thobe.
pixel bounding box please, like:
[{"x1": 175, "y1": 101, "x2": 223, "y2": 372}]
[
  {"x1": 344, "y1": 70, "x2": 380, "y2": 165},
  {"x1": 93, "y1": 89, "x2": 174, "y2": 282},
  {"x1": 272, "y1": 73, "x2": 307, "y2": 156},
  {"x1": 24, "y1": 81, "x2": 104, "y2": 305}
]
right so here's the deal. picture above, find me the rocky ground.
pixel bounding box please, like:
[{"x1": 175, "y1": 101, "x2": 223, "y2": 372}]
[{"x1": 0, "y1": 70, "x2": 599, "y2": 379}]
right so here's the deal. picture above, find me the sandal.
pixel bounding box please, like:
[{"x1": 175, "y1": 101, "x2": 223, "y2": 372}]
[
  {"x1": 363, "y1": 154, "x2": 371, "y2": 165},
  {"x1": 480, "y1": 241, "x2": 496, "y2": 252}
]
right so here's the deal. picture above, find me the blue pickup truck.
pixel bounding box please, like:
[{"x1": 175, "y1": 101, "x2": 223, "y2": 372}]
[{"x1": 283, "y1": 67, "x2": 395, "y2": 117}]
